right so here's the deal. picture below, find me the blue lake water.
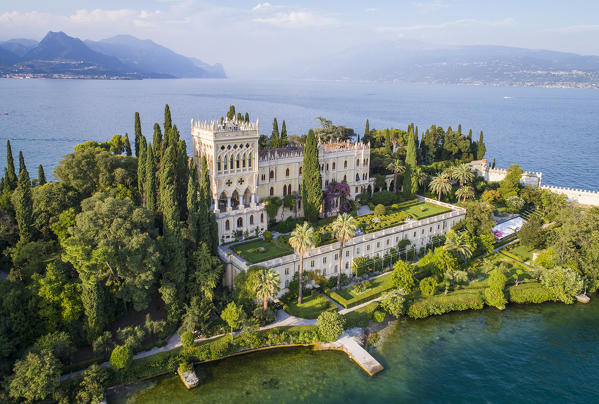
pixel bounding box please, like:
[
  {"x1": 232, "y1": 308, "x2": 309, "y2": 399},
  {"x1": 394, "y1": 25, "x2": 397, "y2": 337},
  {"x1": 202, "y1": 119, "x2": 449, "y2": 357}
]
[{"x1": 0, "y1": 78, "x2": 598, "y2": 189}]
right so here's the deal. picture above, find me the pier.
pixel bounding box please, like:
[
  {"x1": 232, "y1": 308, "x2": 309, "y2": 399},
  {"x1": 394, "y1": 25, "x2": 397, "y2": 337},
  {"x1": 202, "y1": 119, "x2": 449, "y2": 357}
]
[{"x1": 316, "y1": 328, "x2": 384, "y2": 376}]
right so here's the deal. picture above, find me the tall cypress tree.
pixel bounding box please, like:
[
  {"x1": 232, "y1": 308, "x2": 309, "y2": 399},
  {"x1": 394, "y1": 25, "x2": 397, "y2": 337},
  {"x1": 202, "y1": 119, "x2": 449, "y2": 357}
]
[
  {"x1": 227, "y1": 105, "x2": 235, "y2": 120},
  {"x1": 186, "y1": 161, "x2": 200, "y2": 244},
  {"x1": 477, "y1": 130, "x2": 487, "y2": 160},
  {"x1": 134, "y1": 112, "x2": 142, "y2": 157},
  {"x1": 271, "y1": 118, "x2": 280, "y2": 148},
  {"x1": 38, "y1": 165, "x2": 46, "y2": 185},
  {"x1": 159, "y1": 144, "x2": 186, "y2": 321},
  {"x1": 137, "y1": 137, "x2": 147, "y2": 200},
  {"x1": 364, "y1": 120, "x2": 369, "y2": 137},
  {"x1": 281, "y1": 120, "x2": 288, "y2": 147},
  {"x1": 145, "y1": 144, "x2": 156, "y2": 211},
  {"x1": 13, "y1": 152, "x2": 33, "y2": 243},
  {"x1": 198, "y1": 156, "x2": 212, "y2": 249},
  {"x1": 209, "y1": 213, "x2": 219, "y2": 254},
  {"x1": 81, "y1": 279, "x2": 106, "y2": 342},
  {"x1": 5, "y1": 140, "x2": 17, "y2": 190},
  {"x1": 403, "y1": 126, "x2": 418, "y2": 198},
  {"x1": 236, "y1": 112, "x2": 242, "y2": 121},
  {"x1": 384, "y1": 129, "x2": 392, "y2": 154},
  {"x1": 244, "y1": 112, "x2": 250, "y2": 122},
  {"x1": 164, "y1": 104, "x2": 172, "y2": 131},
  {"x1": 152, "y1": 123, "x2": 163, "y2": 165},
  {"x1": 124, "y1": 133, "x2": 132, "y2": 156},
  {"x1": 176, "y1": 139, "x2": 189, "y2": 221},
  {"x1": 302, "y1": 129, "x2": 322, "y2": 222}
]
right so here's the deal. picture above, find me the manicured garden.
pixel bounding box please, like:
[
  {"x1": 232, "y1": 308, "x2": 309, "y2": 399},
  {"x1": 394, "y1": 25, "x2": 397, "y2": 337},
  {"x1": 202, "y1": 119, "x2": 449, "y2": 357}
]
[
  {"x1": 282, "y1": 293, "x2": 338, "y2": 319},
  {"x1": 232, "y1": 239, "x2": 293, "y2": 263},
  {"x1": 327, "y1": 273, "x2": 395, "y2": 309}
]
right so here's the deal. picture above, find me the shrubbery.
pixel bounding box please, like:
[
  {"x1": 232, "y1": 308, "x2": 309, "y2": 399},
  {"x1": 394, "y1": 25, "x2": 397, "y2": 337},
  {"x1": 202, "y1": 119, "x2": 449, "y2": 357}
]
[
  {"x1": 374, "y1": 204, "x2": 386, "y2": 217},
  {"x1": 373, "y1": 309, "x2": 386, "y2": 322},
  {"x1": 380, "y1": 290, "x2": 406, "y2": 317},
  {"x1": 391, "y1": 260, "x2": 415, "y2": 291},
  {"x1": 263, "y1": 231, "x2": 273, "y2": 242},
  {"x1": 507, "y1": 282, "x2": 555, "y2": 304},
  {"x1": 484, "y1": 269, "x2": 507, "y2": 309},
  {"x1": 407, "y1": 292, "x2": 485, "y2": 319},
  {"x1": 117, "y1": 326, "x2": 146, "y2": 350},
  {"x1": 419, "y1": 277, "x2": 438, "y2": 296},
  {"x1": 110, "y1": 345, "x2": 132, "y2": 371},
  {"x1": 317, "y1": 311, "x2": 345, "y2": 342},
  {"x1": 541, "y1": 267, "x2": 583, "y2": 304}
]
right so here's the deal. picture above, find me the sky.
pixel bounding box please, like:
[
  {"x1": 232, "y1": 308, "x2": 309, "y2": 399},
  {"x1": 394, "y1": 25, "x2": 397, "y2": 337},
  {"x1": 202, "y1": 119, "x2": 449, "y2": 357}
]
[{"x1": 2, "y1": 0, "x2": 599, "y2": 77}]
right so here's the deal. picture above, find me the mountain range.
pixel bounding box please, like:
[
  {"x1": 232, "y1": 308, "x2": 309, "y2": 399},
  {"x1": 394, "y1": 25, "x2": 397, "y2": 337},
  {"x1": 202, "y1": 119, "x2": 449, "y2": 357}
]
[
  {"x1": 0, "y1": 31, "x2": 225, "y2": 79},
  {"x1": 289, "y1": 40, "x2": 599, "y2": 88}
]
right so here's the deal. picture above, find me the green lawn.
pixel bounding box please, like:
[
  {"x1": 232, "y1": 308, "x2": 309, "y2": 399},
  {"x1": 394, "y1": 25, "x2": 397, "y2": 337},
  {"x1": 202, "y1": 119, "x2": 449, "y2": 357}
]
[
  {"x1": 342, "y1": 301, "x2": 380, "y2": 328},
  {"x1": 283, "y1": 293, "x2": 338, "y2": 319},
  {"x1": 327, "y1": 273, "x2": 395, "y2": 309},
  {"x1": 509, "y1": 245, "x2": 534, "y2": 261},
  {"x1": 402, "y1": 202, "x2": 452, "y2": 219},
  {"x1": 232, "y1": 239, "x2": 292, "y2": 263},
  {"x1": 335, "y1": 273, "x2": 393, "y2": 300}
]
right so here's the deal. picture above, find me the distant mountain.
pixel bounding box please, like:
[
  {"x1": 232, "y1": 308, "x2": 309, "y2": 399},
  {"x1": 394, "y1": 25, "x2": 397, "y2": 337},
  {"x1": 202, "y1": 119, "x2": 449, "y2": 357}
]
[
  {"x1": 0, "y1": 38, "x2": 38, "y2": 57},
  {"x1": 0, "y1": 31, "x2": 226, "y2": 79},
  {"x1": 86, "y1": 35, "x2": 225, "y2": 78},
  {"x1": 292, "y1": 41, "x2": 599, "y2": 88}
]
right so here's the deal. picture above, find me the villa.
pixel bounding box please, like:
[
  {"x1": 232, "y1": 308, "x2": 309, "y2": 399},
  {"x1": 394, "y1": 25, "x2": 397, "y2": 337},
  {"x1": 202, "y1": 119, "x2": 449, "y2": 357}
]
[{"x1": 191, "y1": 117, "x2": 466, "y2": 294}]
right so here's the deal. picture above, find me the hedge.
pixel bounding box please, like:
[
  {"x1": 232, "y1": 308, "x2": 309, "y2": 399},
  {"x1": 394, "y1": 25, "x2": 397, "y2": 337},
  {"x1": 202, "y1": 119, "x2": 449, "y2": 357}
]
[
  {"x1": 507, "y1": 282, "x2": 556, "y2": 304},
  {"x1": 329, "y1": 283, "x2": 394, "y2": 309},
  {"x1": 407, "y1": 291, "x2": 485, "y2": 319}
]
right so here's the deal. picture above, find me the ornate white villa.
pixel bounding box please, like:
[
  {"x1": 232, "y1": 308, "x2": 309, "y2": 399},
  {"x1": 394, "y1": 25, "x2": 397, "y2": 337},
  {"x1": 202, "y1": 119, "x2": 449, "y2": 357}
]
[
  {"x1": 191, "y1": 117, "x2": 373, "y2": 244},
  {"x1": 191, "y1": 116, "x2": 466, "y2": 293}
]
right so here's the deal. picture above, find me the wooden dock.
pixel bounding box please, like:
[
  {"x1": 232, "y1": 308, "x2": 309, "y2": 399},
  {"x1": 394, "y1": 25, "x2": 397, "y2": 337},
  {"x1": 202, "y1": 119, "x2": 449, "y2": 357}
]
[{"x1": 316, "y1": 329, "x2": 384, "y2": 376}]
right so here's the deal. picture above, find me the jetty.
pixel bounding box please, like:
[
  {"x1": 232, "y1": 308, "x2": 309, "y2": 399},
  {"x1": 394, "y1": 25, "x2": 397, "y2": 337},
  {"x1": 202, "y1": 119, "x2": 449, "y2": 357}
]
[
  {"x1": 316, "y1": 328, "x2": 384, "y2": 376},
  {"x1": 177, "y1": 367, "x2": 200, "y2": 389}
]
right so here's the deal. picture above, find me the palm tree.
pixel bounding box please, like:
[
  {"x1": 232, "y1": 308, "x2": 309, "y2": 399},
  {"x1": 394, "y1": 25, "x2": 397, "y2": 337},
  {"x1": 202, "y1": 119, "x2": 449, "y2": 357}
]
[
  {"x1": 444, "y1": 231, "x2": 473, "y2": 262},
  {"x1": 428, "y1": 172, "x2": 452, "y2": 201},
  {"x1": 255, "y1": 268, "x2": 281, "y2": 311},
  {"x1": 331, "y1": 213, "x2": 357, "y2": 289},
  {"x1": 386, "y1": 158, "x2": 405, "y2": 193},
  {"x1": 289, "y1": 222, "x2": 316, "y2": 304},
  {"x1": 451, "y1": 164, "x2": 475, "y2": 187},
  {"x1": 414, "y1": 167, "x2": 428, "y2": 192},
  {"x1": 455, "y1": 185, "x2": 475, "y2": 203}
]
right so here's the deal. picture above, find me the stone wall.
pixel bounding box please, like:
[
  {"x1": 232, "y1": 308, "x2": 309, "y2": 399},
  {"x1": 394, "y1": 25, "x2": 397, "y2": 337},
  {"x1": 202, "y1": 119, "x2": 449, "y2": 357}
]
[
  {"x1": 540, "y1": 186, "x2": 599, "y2": 206},
  {"x1": 469, "y1": 160, "x2": 543, "y2": 188}
]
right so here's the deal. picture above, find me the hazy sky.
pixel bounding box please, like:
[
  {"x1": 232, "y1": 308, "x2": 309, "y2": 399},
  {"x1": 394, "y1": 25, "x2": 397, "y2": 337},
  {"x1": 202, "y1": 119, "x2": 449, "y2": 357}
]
[{"x1": 2, "y1": 0, "x2": 599, "y2": 76}]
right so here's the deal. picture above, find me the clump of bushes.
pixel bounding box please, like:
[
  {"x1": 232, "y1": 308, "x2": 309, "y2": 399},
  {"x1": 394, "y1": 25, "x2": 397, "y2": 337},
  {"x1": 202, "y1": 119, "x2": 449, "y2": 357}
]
[
  {"x1": 110, "y1": 345, "x2": 132, "y2": 371},
  {"x1": 317, "y1": 311, "x2": 345, "y2": 342},
  {"x1": 419, "y1": 277, "x2": 438, "y2": 296},
  {"x1": 507, "y1": 282, "x2": 555, "y2": 304},
  {"x1": 116, "y1": 326, "x2": 146, "y2": 350},
  {"x1": 484, "y1": 269, "x2": 507, "y2": 309},
  {"x1": 374, "y1": 204, "x2": 386, "y2": 217},
  {"x1": 407, "y1": 292, "x2": 485, "y2": 319},
  {"x1": 380, "y1": 290, "x2": 406, "y2": 318},
  {"x1": 263, "y1": 230, "x2": 273, "y2": 242},
  {"x1": 373, "y1": 309, "x2": 386, "y2": 322}
]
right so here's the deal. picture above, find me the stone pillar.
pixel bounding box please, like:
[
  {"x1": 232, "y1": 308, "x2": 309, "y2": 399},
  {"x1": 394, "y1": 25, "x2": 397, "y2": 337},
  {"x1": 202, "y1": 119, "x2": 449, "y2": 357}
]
[
  {"x1": 213, "y1": 198, "x2": 219, "y2": 212},
  {"x1": 227, "y1": 197, "x2": 231, "y2": 212},
  {"x1": 251, "y1": 193, "x2": 256, "y2": 207}
]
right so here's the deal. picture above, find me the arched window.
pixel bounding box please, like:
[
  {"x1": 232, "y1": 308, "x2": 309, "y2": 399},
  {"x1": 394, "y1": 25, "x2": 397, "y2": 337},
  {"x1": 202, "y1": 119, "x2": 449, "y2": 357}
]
[
  {"x1": 270, "y1": 187, "x2": 274, "y2": 196},
  {"x1": 286, "y1": 168, "x2": 290, "y2": 177},
  {"x1": 223, "y1": 155, "x2": 227, "y2": 170},
  {"x1": 288, "y1": 184, "x2": 292, "y2": 194},
  {"x1": 236, "y1": 155, "x2": 240, "y2": 169},
  {"x1": 250, "y1": 215, "x2": 254, "y2": 225},
  {"x1": 283, "y1": 185, "x2": 287, "y2": 196},
  {"x1": 356, "y1": 173, "x2": 360, "y2": 182},
  {"x1": 225, "y1": 220, "x2": 230, "y2": 231},
  {"x1": 344, "y1": 160, "x2": 347, "y2": 169},
  {"x1": 270, "y1": 170, "x2": 274, "y2": 179},
  {"x1": 356, "y1": 159, "x2": 360, "y2": 167},
  {"x1": 326, "y1": 164, "x2": 329, "y2": 171},
  {"x1": 260, "y1": 213, "x2": 264, "y2": 223},
  {"x1": 299, "y1": 167, "x2": 302, "y2": 175},
  {"x1": 355, "y1": 186, "x2": 359, "y2": 193},
  {"x1": 242, "y1": 153, "x2": 246, "y2": 168},
  {"x1": 237, "y1": 217, "x2": 243, "y2": 228},
  {"x1": 343, "y1": 175, "x2": 347, "y2": 182},
  {"x1": 217, "y1": 156, "x2": 221, "y2": 171},
  {"x1": 230, "y1": 155, "x2": 234, "y2": 170},
  {"x1": 298, "y1": 199, "x2": 301, "y2": 209},
  {"x1": 332, "y1": 162, "x2": 336, "y2": 170}
]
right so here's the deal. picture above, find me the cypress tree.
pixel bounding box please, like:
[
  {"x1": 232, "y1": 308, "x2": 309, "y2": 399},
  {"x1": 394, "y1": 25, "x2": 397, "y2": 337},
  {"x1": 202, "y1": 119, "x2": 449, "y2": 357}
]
[
  {"x1": 458, "y1": 123, "x2": 462, "y2": 134},
  {"x1": 384, "y1": 129, "x2": 392, "y2": 154},
  {"x1": 159, "y1": 144, "x2": 186, "y2": 321},
  {"x1": 403, "y1": 126, "x2": 418, "y2": 198},
  {"x1": 244, "y1": 112, "x2": 250, "y2": 122},
  {"x1": 209, "y1": 213, "x2": 219, "y2": 254},
  {"x1": 477, "y1": 130, "x2": 487, "y2": 160},
  {"x1": 281, "y1": 120, "x2": 288, "y2": 147},
  {"x1": 492, "y1": 158, "x2": 496, "y2": 169},
  {"x1": 134, "y1": 112, "x2": 142, "y2": 157},
  {"x1": 302, "y1": 129, "x2": 322, "y2": 222},
  {"x1": 364, "y1": 120, "x2": 369, "y2": 136},
  {"x1": 137, "y1": 137, "x2": 147, "y2": 199},
  {"x1": 38, "y1": 165, "x2": 46, "y2": 185},
  {"x1": 271, "y1": 118, "x2": 280, "y2": 148},
  {"x1": 198, "y1": 156, "x2": 212, "y2": 248},
  {"x1": 176, "y1": 139, "x2": 189, "y2": 221},
  {"x1": 145, "y1": 144, "x2": 156, "y2": 211},
  {"x1": 227, "y1": 105, "x2": 235, "y2": 121},
  {"x1": 152, "y1": 123, "x2": 163, "y2": 164},
  {"x1": 81, "y1": 280, "x2": 106, "y2": 342},
  {"x1": 13, "y1": 152, "x2": 33, "y2": 243},
  {"x1": 236, "y1": 112, "x2": 242, "y2": 122},
  {"x1": 124, "y1": 133, "x2": 132, "y2": 156},
  {"x1": 186, "y1": 161, "x2": 200, "y2": 244},
  {"x1": 164, "y1": 104, "x2": 172, "y2": 131},
  {"x1": 5, "y1": 140, "x2": 17, "y2": 190}
]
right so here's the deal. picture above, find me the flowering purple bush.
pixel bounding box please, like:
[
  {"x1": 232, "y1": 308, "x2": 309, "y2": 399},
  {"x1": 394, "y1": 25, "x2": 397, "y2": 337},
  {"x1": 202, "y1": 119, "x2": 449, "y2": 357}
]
[{"x1": 323, "y1": 182, "x2": 351, "y2": 214}]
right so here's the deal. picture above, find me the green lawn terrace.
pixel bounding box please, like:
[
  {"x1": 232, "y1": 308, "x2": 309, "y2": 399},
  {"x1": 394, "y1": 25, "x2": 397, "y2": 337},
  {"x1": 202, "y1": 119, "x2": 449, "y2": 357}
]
[{"x1": 220, "y1": 197, "x2": 463, "y2": 267}]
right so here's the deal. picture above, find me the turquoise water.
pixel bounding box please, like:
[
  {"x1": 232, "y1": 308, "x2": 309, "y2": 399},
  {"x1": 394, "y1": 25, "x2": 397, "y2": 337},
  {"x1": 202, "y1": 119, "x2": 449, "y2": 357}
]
[
  {"x1": 114, "y1": 301, "x2": 599, "y2": 403},
  {"x1": 0, "y1": 78, "x2": 598, "y2": 189}
]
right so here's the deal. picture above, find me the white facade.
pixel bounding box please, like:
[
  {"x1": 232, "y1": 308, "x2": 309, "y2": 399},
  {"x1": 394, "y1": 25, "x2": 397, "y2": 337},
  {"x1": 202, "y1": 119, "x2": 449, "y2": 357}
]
[
  {"x1": 219, "y1": 197, "x2": 466, "y2": 294},
  {"x1": 469, "y1": 159, "x2": 543, "y2": 188}
]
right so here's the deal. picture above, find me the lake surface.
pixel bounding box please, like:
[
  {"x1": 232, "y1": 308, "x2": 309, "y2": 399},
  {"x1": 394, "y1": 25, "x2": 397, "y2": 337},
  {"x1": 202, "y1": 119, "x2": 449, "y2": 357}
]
[
  {"x1": 113, "y1": 301, "x2": 599, "y2": 403},
  {"x1": 0, "y1": 78, "x2": 598, "y2": 189}
]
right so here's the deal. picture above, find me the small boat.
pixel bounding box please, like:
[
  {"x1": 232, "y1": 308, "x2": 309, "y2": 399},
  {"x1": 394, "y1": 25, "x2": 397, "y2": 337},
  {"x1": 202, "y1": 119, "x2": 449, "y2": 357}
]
[
  {"x1": 503, "y1": 96, "x2": 512, "y2": 99},
  {"x1": 576, "y1": 294, "x2": 590, "y2": 304}
]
